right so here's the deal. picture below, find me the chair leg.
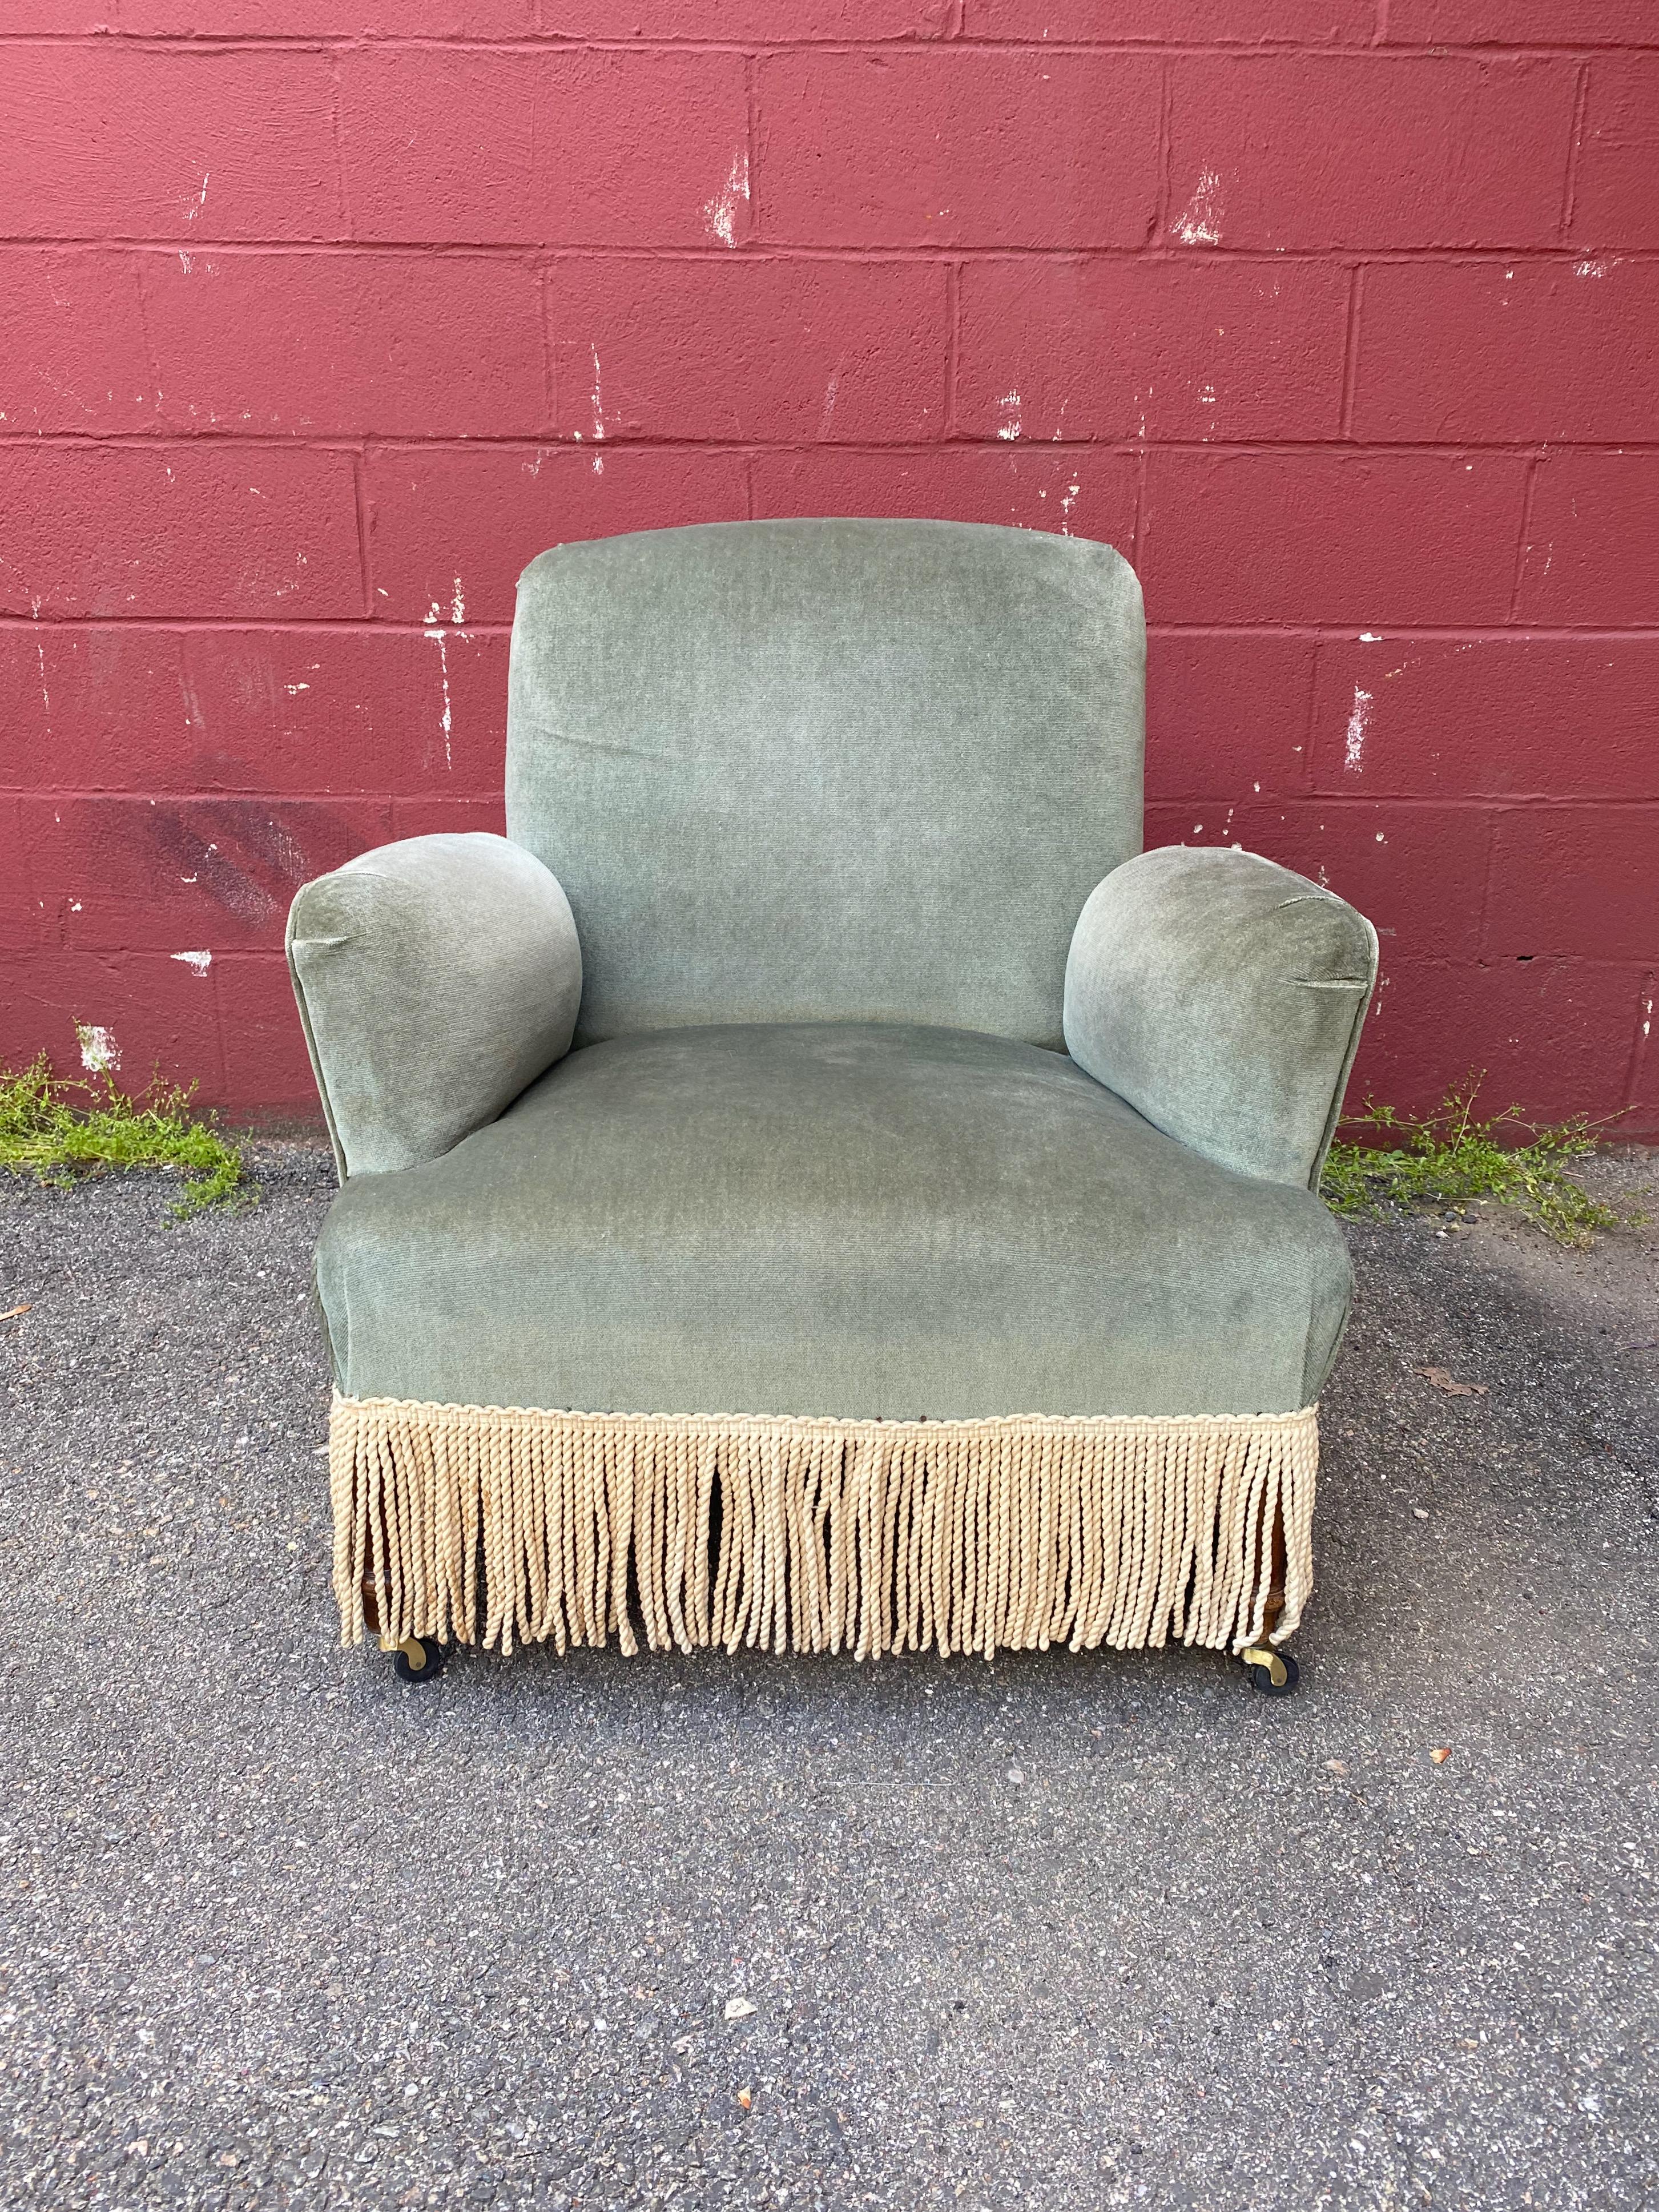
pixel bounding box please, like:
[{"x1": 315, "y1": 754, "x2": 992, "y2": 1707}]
[
  {"x1": 360, "y1": 1581, "x2": 450, "y2": 1683},
  {"x1": 381, "y1": 1633, "x2": 449, "y2": 1682},
  {"x1": 1239, "y1": 1500, "x2": 1301, "y2": 1697}
]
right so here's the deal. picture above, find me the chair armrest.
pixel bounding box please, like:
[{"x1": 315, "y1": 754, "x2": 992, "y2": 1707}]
[
  {"x1": 287, "y1": 832, "x2": 582, "y2": 1180},
  {"x1": 1062, "y1": 845, "x2": 1378, "y2": 1190}
]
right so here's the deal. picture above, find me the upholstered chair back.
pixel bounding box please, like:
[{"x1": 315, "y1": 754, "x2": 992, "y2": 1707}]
[{"x1": 506, "y1": 518, "x2": 1145, "y2": 1049}]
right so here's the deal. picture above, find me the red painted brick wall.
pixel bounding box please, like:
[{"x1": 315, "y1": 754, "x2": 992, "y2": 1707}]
[{"x1": 5, "y1": 5, "x2": 1656, "y2": 1136}]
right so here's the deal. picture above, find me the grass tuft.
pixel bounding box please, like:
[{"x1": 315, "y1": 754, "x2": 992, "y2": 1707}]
[
  {"x1": 0, "y1": 1049, "x2": 251, "y2": 1219},
  {"x1": 1322, "y1": 1081, "x2": 1631, "y2": 1248}
]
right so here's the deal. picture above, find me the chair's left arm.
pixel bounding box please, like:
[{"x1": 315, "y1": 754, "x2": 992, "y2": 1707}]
[
  {"x1": 287, "y1": 832, "x2": 582, "y2": 1182},
  {"x1": 1063, "y1": 845, "x2": 1378, "y2": 1190}
]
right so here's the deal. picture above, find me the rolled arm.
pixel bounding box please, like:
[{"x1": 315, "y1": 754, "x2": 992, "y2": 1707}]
[
  {"x1": 287, "y1": 832, "x2": 582, "y2": 1180},
  {"x1": 1063, "y1": 845, "x2": 1378, "y2": 1189}
]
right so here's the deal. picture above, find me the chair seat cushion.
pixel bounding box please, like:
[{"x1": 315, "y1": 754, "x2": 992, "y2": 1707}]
[{"x1": 315, "y1": 1022, "x2": 1354, "y2": 1421}]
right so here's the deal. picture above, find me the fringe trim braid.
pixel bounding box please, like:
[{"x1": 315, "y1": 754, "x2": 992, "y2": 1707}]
[{"x1": 329, "y1": 1396, "x2": 1318, "y2": 1661}]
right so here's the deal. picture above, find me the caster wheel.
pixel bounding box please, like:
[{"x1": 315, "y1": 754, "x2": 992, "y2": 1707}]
[
  {"x1": 1241, "y1": 1645, "x2": 1300, "y2": 1698},
  {"x1": 389, "y1": 1635, "x2": 449, "y2": 1683}
]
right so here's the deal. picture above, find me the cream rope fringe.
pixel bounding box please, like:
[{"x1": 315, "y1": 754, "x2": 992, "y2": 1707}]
[{"x1": 329, "y1": 1396, "x2": 1318, "y2": 1662}]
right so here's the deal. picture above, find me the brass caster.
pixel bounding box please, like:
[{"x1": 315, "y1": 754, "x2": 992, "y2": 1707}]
[
  {"x1": 380, "y1": 1634, "x2": 449, "y2": 1684},
  {"x1": 1241, "y1": 1644, "x2": 1300, "y2": 1698}
]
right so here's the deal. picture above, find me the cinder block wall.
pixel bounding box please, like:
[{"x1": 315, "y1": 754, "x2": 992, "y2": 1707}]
[{"x1": 3, "y1": 3, "x2": 1655, "y2": 1133}]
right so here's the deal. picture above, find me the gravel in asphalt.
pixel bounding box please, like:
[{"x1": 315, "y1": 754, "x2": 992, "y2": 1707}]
[{"x1": 1, "y1": 1145, "x2": 1655, "y2": 2212}]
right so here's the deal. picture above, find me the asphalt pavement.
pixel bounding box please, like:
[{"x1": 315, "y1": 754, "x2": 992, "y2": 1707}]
[{"x1": 1, "y1": 1144, "x2": 1654, "y2": 2212}]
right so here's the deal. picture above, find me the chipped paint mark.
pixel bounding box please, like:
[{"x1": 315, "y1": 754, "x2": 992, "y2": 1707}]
[
  {"x1": 704, "y1": 147, "x2": 750, "y2": 249},
  {"x1": 1375, "y1": 830, "x2": 1386, "y2": 843},
  {"x1": 1359, "y1": 631, "x2": 1382, "y2": 642},
  {"x1": 589, "y1": 350, "x2": 606, "y2": 445},
  {"x1": 185, "y1": 171, "x2": 210, "y2": 224},
  {"x1": 171, "y1": 949, "x2": 212, "y2": 976},
  {"x1": 422, "y1": 605, "x2": 454, "y2": 773},
  {"x1": 451, "y1": 577, "x2": 465, "y2": 623},
  {"x1": 180, "y1": 666, "x2": 207, "y2": 735},
  {"x1": 592, "y1": 452, "x2": 604, "y2": 475},
  {"x1": 1060, "y1": 480, "x2": 1080, "y2": 534},
  {"x1": 268, "y1": 824, "x2": 305, "y2": 881},
  {"x1": 818, "y1": 369, "x2": 841, "y2": 441},
  {"x1": 1172, "y1": 169, "x2": 1224, "y2": 247},
  {"x1": 69, "y1": 900, "x2": 82, "y2": 913},
  {"x1": 435, "y1": 638, "x2": 453, "y2": 770},
  {"x1": 996, "y1": 390, "x2": 1022, "y2": 442},
  {"x1": 284, "y1": 682, "x2": 309, "y2": 695},
  {"x1": 1575, "y1": 258, "x2": 1610, "y2": 278},
  {"x1": 1344, "y1": 686, "x2": 1373, "y2": 773},
  {"x1": 76, "y1": 1023, "x2": 120, "y2": 1075},
  {"x1": 34, "y1": 635, "x2": 50, "y2": 728},
  {"x1": 178, "y1": 251, "x2": 193, "y2": 275},
  {"x1": 1198, "y1": 383, "x2": 1217, "y2": 406}
]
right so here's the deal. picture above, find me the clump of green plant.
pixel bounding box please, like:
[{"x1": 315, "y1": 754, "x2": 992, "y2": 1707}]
[
  {"x1": 0, "y1": 1047, "x2": 251, "y2": 1218},
  {"x1": 1322, "y1": 1081, "x2": 1632, "y2": 1248}
]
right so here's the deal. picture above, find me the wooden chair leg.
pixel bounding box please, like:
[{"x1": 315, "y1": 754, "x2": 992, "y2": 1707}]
[
  {"x1": 359, "y1": 1578, "x2": 448, "y2": 1679},
  {"x1": 1239, "y1": 1497, "x2": 1299, "y2": 1697}
]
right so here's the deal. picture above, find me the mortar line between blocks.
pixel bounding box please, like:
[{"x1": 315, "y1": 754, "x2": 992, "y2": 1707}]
[
  {"x1": 349, "y1": 449, "x2": 372, "y2": 619},
  {"x1": 1561, "y1": 61, "x2": 1592, "y2": 240},
  {"x1": 944, "y1": 261, "x2": 961, "y2": 441},
  {"x1": 1338, "y1": 265, "x2": 1365, "y2": 441},
  {"x1": 1508, "y1": 452, "x2": 1543, "y2": 623}
]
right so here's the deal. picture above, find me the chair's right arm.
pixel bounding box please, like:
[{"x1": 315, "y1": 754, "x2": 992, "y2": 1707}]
[
  {"x1": 1063, "y1": 844, "x2": 1378, "y2": 1190},
  {"x1": 287, "y1": 832, "x2": 582, "y2": 1182}
]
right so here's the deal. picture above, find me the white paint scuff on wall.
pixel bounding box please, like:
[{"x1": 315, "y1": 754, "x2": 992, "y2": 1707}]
[
  {"x1": 171, "y1": 950, "x2": 212, "y2": 976},
  {"x1": 1344, "y1": 686, "x2": 1373, "y2": 772},
  {"x1": 424, "y1": 600, "x2": 455, "y2": 772},
  {"x1": 704, "y1": 148, "x2": 750, "y2": 248},
  {"x1": 76, "y1": 1023, "x2": 120, "y2": 1075},
  {"x1": 1172, "y1": 170, "x2": 1224, "y2": 247},
  {"x1": 996, "y1": 390, "x2": 1022, "y2": 441}
]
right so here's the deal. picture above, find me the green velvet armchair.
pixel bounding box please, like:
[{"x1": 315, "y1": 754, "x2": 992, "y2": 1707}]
[{"x1": 288, "y1": 519, "x2": 1376, "y2": 1692}]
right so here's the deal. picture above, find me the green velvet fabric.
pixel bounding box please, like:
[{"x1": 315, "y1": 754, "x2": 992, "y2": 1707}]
[
  {"x1": 506, "y1": 519, "x2": 1145, "y2": 1050},
  {"x1": 316, "y1": 1022, "x2": 1354, "y2": 1421},
  {"x1": 287, "y1": 833, "x2": 581, "y2": 1180},
  {"x1": 1064, "y1": 847, "x2": 1378, "y2": 1191}
]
